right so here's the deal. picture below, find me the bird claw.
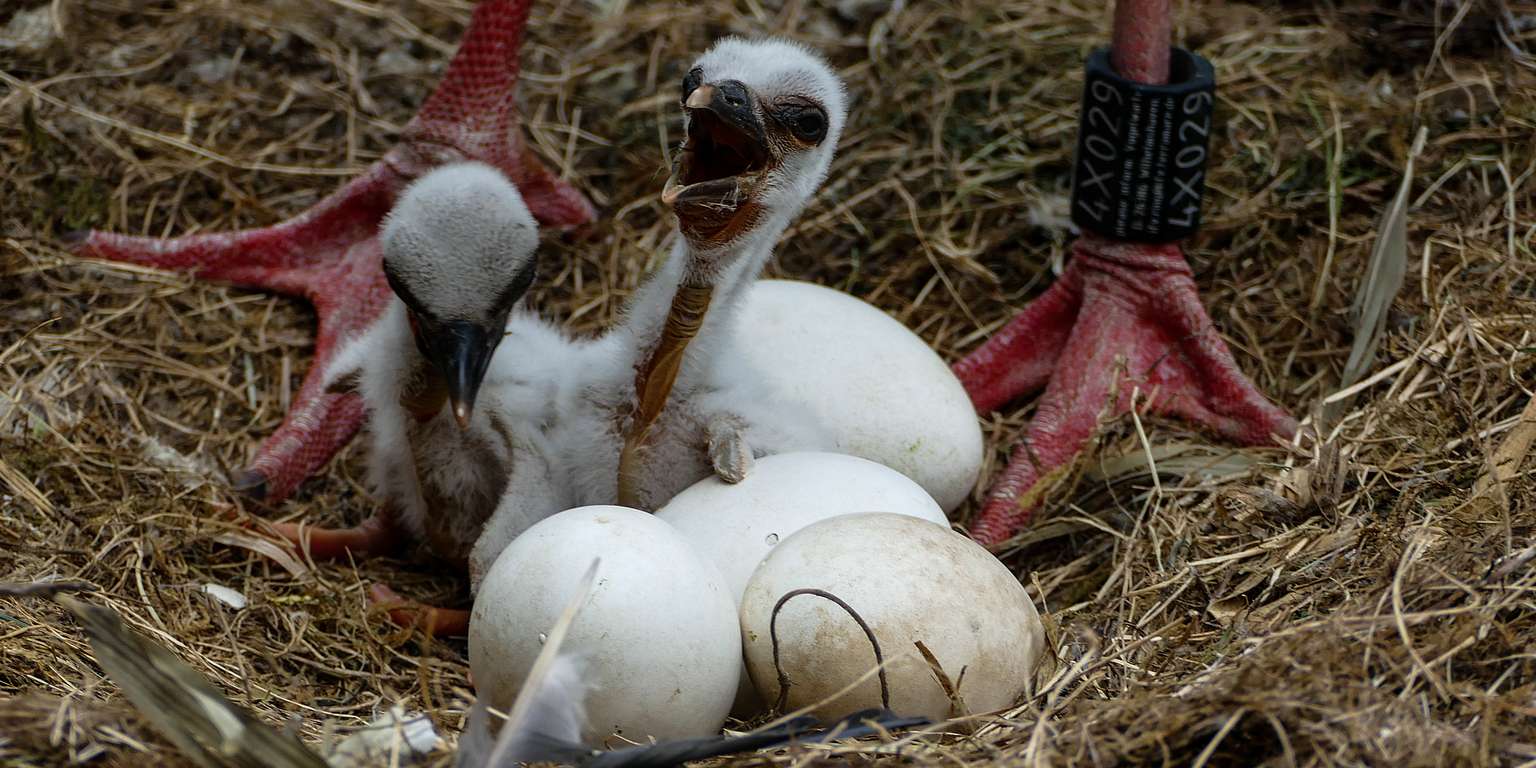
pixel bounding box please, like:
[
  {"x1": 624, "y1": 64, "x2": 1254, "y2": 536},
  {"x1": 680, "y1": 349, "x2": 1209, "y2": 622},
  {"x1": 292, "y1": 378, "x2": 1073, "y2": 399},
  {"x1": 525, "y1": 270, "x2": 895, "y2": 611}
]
[
  {"x1": 707, "y1": 415, "x2": 754, "y2": 484},
  {"x1": 957, "y1": 237, "x2": 1296, "y2": 549},
  {"x1": 229, "y1": 469, "x2": 268, "y2": 500},
  {"x1": 68, "y1": 0, "x2": 593, "y2": 502}
]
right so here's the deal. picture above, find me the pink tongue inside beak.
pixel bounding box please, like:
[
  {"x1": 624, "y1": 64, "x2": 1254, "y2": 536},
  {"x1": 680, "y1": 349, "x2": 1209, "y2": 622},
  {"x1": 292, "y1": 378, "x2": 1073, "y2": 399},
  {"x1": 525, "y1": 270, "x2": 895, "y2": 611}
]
[{"x1": 686, "y1": 83, "x2": 716, "y2": 109}]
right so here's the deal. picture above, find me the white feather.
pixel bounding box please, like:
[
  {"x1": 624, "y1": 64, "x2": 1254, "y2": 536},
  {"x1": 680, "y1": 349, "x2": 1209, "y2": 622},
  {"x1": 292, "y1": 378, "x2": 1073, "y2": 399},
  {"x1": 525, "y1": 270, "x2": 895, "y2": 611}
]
[
  {"x1": 505, "y1": 653, "x2": 590, "y2": 753},
  {"x1": 454, "y1": 655, "x2": 593, "y2": 768}
]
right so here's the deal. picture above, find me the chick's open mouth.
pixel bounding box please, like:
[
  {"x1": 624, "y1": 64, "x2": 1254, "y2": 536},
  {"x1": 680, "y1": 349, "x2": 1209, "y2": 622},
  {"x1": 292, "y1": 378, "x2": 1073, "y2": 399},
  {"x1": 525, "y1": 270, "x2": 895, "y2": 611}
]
[{"x1": 663, "y1": 108, "x2": 772, "y2": 207}]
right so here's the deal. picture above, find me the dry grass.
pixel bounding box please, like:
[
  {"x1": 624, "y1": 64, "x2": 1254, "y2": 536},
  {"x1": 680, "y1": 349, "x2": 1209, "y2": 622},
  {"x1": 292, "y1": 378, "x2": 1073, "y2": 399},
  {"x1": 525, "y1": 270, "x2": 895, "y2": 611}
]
[{"x1": 4, "y1": 0, "x2": 1536, "y2": 765}]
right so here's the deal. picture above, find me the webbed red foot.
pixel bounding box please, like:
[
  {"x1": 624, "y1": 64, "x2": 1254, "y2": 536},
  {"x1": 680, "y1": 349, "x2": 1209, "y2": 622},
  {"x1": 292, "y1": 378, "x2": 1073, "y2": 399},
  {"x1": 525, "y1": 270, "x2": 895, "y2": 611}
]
[{"x1": 71, "y1": 0, "x2": 594, "y2": 501}]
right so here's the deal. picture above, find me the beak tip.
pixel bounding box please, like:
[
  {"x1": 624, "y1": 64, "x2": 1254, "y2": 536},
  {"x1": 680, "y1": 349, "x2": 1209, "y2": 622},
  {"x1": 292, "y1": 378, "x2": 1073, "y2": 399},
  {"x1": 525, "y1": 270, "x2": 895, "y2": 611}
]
[
  {"x1": 685, "y1": 84, "x2": 715, "y2": 110},
  {"x1": 453, "y1": 403, "x2": 472, "y2": 429}
]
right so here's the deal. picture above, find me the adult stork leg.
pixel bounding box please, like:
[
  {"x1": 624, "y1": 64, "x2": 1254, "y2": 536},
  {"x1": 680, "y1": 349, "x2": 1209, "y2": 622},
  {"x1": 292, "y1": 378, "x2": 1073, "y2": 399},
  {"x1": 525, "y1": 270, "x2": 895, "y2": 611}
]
[
  {"x1": 956, "y1": 0, "x2": 1296, "y2": 550},
  {"x1": 71, "y1": 0, "x2": 594, "y2": 502}
]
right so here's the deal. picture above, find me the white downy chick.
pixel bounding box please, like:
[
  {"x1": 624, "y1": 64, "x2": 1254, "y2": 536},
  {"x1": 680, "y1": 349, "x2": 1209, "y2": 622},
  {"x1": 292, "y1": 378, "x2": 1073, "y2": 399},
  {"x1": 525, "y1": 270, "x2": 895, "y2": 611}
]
[
  {"x1": 327, "y1": 162, "x2": 585, "y2": 571},
  {"x1": 552, "y1": 38, "x2": 849, "y2": 511}
]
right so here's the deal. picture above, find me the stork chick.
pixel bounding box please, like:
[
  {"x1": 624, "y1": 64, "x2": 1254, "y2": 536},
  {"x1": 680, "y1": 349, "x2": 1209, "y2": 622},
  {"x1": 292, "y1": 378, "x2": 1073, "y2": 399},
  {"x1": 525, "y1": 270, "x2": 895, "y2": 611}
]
[
  {"x1": 541, "y1": 38, "x2": 848, "y2": 516},
  {"x1": 282, "y1": 162, "x2": 575, "y2": 585}
]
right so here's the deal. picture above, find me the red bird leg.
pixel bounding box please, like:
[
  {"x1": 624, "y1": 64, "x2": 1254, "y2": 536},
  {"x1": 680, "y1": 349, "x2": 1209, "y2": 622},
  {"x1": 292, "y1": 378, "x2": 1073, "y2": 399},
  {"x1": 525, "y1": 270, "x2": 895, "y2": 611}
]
[
  {"x1": 369, "y1": 584, "x2": 470, "y2": 637},
  {"x1": 958, "y1": 0, "x2": 1296, "y2": 550},
  {"x1": 965, "y1": 241, "x2": 1297, "y2": 546},
  {"x1": 71, "y1": 0, "x2": 593, "y2": 502},
  {"x1": 1110, "y1": 0, "x2": 1172, "y2": 83}
]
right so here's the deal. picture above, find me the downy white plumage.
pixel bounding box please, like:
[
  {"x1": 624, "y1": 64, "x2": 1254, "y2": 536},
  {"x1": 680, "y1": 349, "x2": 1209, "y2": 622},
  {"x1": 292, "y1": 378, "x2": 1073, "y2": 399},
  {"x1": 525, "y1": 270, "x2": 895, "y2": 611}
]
[
  {"x1": 330, "y1": 39, "x2": 851, "y2": 590},
  {"x1": 325, "y1": 162, "x2": 585, "y2": 575},
  {"x1": 537, "y1": 37, "x2": 851, "y2": 514}
]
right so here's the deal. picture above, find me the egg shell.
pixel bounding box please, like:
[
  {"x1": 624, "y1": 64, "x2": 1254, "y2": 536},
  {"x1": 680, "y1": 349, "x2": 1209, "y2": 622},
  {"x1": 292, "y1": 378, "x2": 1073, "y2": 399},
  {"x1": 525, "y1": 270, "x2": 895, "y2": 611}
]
[
  {"x1": 469, "y1": 505, "x2": 740, "y2": 745},
  {"x1": 739, "y1": 513, "x2": 1045, "y2": 722},
  {"x1": 734, "y1": 280, "x2": 984, "y2": 511}
]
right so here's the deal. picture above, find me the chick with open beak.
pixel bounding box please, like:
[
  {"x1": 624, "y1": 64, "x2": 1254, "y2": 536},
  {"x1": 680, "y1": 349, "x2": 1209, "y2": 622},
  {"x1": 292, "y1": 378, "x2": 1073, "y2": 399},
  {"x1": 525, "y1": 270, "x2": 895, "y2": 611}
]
[
  {"x1": 663, "y1": 63, "x2": 833, "y2": 247},
  {"x1": 609, "y1": 38, "x2": 847, "y2": 508}
]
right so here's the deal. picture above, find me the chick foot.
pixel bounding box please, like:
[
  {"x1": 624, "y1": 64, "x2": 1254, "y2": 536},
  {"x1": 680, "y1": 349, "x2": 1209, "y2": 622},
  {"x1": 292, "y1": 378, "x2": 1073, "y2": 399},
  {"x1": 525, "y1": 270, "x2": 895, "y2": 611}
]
[
  {"x1": 706, "y1": 414, "x2": 755, "y2": 484},
  {"x1": 264, "y1": 518, "x2": 469, "y2": 635},
  {"x1": 269, "y1": 512, "x2": 406, "y2": 562},
  {"x1": 369, "y1": 584, "x2": 470, "y2": 637}
]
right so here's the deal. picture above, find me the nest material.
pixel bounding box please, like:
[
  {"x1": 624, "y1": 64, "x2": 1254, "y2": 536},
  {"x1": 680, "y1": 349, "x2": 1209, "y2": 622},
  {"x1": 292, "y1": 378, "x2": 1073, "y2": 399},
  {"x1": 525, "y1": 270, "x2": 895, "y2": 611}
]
[{"x1": 3, "y1": 0, "x2": 1536, "y2": 765}]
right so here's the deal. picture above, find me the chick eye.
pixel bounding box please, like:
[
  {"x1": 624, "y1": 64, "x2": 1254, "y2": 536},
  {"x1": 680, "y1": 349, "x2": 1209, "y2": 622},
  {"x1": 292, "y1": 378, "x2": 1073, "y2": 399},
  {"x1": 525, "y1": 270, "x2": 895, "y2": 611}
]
[
  {"x1": 681, "y1": 67, "x2": 704, "y2": 103},
  {"x1": 777, "y1": 102, "x2": 828, "y2": 144},
  {"x1": 384, "y1": 263, "x2": 428, "y2": 317}
]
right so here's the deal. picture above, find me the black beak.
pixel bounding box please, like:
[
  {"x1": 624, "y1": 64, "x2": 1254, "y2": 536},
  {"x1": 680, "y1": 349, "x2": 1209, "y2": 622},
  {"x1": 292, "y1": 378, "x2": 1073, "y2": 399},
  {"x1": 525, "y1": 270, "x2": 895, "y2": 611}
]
[
  {"x1": 686, "y1": 79, "x2": 767, "y2": 149},
  {"x1": 419, "y1": 319, "x2": 500, "y2": 429}
]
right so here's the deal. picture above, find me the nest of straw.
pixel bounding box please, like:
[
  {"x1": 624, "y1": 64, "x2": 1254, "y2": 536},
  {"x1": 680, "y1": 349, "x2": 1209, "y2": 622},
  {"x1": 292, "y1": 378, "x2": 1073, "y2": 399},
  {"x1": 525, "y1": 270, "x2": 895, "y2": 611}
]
[{"x1": 4, "y1": 0, "x2": 1536, "y2": 765}]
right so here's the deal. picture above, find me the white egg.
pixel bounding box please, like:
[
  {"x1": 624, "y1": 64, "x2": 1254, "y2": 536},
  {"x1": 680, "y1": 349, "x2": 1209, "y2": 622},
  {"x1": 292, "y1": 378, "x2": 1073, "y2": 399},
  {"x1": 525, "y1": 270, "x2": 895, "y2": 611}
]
[
  {"x1": 469, "y1": 505, "x2": 740, "y2": 745},
  {"x1": 739, "y1": 513, "x2": 1045, "y2": 722},
  {"x1": 657, "y1": 452, "x2": 951, "y2": 714},
  {"x1": 734, "y1": 280, "x2": 984, "y2": 511},
  {"x1": 657, "y1": 452, "x2": 949, "y2": 604}
]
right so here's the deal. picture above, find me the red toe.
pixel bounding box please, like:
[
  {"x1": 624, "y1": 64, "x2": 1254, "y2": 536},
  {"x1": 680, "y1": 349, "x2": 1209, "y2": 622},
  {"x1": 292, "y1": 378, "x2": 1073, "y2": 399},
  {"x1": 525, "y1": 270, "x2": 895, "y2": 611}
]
[
  {"x1": 368, "y1": 584, "x2": 470, "y2": 637},
  {"x1": 270, "y1": 511, "x2": 405, "y2": 561},
  {"x1": 962, "y1": 238, "x2": 1295, "y2": 550},
  {"x1": 72, "y1": 0, "x2": 592, "y2": 501}
]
